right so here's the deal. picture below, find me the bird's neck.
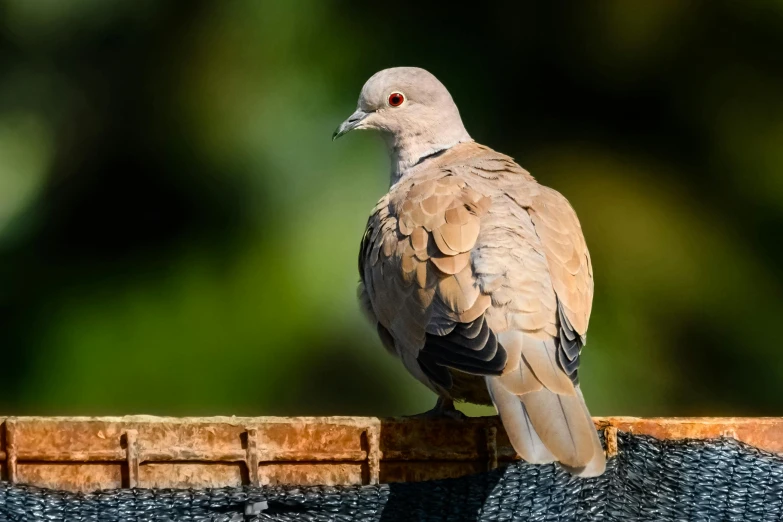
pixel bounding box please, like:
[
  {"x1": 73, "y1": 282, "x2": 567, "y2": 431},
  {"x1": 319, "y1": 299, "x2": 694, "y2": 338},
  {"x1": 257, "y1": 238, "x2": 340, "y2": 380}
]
[{"x1": 387, "y1": 126, "x2": 471, "y2": 185}]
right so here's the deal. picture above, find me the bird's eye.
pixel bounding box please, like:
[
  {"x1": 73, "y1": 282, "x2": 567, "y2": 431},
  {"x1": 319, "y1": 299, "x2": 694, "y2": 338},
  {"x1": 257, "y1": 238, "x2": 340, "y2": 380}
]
[{"x1": 388, "y1": 92, "x2": 405, "y2": 107}]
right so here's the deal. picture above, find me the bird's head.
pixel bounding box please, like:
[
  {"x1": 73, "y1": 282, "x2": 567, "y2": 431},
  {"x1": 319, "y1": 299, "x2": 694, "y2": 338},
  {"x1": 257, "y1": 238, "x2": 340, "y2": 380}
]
[{"x1": 333, "y1": 67, "x2": 471, "y2": 177}]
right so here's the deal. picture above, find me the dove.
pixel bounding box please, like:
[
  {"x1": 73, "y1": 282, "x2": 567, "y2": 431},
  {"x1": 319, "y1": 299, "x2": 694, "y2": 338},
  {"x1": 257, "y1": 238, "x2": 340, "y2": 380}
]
[{"x1": 334, "y1": 67, "x2": 605, "y2": 476}]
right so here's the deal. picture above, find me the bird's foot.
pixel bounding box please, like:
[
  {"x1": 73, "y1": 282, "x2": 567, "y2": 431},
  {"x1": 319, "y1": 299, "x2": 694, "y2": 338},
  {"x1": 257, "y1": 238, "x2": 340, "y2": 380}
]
[{"x1": 406, "y1": 397, "x2": 467, "y2": 420}]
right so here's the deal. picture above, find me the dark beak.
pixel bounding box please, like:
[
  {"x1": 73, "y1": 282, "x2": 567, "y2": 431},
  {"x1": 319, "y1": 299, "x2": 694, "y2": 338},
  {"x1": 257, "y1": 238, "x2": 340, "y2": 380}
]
[{"x1": 332, "y1": 109, "x2": 369, "y2": 141}]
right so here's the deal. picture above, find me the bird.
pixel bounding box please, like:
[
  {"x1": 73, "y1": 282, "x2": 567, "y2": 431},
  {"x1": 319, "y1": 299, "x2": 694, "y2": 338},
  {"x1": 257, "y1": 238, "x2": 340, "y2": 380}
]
[{"x1": 333, "y1": 67, "x2": 605, "y2": 477}]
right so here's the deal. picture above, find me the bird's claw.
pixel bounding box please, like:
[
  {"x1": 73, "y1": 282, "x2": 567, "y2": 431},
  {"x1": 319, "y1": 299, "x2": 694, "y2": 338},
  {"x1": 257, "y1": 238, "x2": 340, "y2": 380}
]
[{"x1": 406, "y1": 397, "x2": 467, "y2": 420}]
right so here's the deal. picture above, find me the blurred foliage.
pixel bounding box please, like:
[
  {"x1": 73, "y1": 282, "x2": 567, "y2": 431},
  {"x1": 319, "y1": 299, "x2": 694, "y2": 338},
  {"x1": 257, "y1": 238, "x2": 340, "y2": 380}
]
[{"x1": 1, "y1": 0, "x2": 782, "y2": 417}]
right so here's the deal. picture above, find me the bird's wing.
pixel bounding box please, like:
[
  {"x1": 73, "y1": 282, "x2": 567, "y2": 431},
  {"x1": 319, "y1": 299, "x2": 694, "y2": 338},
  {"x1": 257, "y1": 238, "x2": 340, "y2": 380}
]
[
  {"x1": 359, "y1": 149, "x2": 505, "y2": 391},
  {"x1": 528, "y1": 185, "x2": 593, "y2": 338},
  {"x1": 474, "y1": 174, "x2": 603, "y2": 475}
]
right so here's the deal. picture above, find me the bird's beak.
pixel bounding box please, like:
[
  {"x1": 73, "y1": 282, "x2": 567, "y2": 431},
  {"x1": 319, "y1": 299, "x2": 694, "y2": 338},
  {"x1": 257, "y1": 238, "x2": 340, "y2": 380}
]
[{"x1": 332, "y1": 109, "x2": 369, "y2": 141}]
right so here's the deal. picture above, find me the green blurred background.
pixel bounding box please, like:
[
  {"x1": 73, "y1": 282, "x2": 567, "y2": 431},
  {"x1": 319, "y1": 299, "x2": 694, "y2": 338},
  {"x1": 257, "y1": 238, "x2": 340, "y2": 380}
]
[{"x1": 1, "y1": 0, "x2": 782, "y2": 418}]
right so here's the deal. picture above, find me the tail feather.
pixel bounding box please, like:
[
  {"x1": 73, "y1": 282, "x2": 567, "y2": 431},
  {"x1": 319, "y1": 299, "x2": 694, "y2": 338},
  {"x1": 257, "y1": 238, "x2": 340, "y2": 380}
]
[
  {"x1": 487, "y1": 376, "x2": 605, "y2": 476},
  {"x1": 486, "y1": 377, "x2": 555, "y2": 464},
  {"x1": 520, "y1": 388, "x2": 595, "y2": 468},
  {"x1": 564, "y1": 388, "x2": 606, "y2": 477}
]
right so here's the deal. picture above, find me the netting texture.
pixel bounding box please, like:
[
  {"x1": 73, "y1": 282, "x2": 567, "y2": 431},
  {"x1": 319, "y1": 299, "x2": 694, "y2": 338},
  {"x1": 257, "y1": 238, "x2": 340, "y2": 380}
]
[{"x1": 2, "y1": 432, "x2": 783, "y2": 521}]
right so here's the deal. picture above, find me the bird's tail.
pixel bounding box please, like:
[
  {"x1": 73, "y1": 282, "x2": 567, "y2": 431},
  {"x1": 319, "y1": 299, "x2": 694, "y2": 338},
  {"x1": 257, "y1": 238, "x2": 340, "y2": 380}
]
[{"x1": 486, "y1": 376, "x2": 605, "y2": 477}]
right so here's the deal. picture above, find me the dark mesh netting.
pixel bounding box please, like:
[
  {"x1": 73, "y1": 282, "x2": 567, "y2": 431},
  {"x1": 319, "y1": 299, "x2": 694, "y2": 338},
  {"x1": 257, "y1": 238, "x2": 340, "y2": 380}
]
[{"x1": 3, "y1": 432, "x2": 783, "y2": 521}]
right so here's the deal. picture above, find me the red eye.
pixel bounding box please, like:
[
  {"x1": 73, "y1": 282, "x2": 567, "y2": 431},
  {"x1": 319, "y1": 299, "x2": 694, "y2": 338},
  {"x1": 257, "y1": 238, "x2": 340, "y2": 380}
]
[{"x1": 388, "y1": 92, "x2": 405, "y2": 107}]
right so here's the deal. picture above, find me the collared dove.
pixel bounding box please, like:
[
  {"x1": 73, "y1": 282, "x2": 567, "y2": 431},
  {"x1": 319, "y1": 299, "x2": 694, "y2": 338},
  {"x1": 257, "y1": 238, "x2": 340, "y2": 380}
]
[{"x1": 334, "y1": 67, "x2": 605, "y2": 477}]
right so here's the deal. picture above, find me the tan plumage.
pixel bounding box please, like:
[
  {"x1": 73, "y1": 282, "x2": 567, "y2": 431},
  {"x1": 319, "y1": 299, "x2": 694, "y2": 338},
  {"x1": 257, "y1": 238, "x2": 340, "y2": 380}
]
[{"x1": 339, "y1": 67, "x2": 604, "y2": 477}]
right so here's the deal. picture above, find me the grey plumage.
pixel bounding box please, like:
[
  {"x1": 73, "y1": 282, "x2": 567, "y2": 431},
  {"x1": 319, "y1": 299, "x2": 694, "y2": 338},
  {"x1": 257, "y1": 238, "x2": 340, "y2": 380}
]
[{"x1": 336, "y1": 66, "x2": 605, "y2": 476}]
